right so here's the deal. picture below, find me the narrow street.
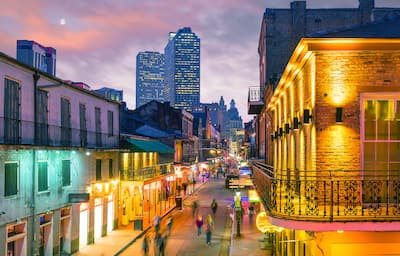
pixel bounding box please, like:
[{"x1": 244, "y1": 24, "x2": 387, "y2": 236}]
[{"x1": 120, "y1": 178, "x2": 235, "y2": 256}]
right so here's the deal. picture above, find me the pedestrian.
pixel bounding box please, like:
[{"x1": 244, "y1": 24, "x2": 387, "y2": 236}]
[
  {"x1": 158, "y1": 231, "x2": 166, "y2": 256},
  {"x1": 211, "y1": 199, "x2": 218, "y2": 216},
  {"x1": 142, "y1": 234, "x2": 150, "y2": 256},
  {"x1": 182, "y1": 182, "x2": 187, "y2": 195},
  {"x1": 248, "y1": 204, "x2": 255, "y2": 224},
  {"x1": 154, "y1": 215, "x2": 161, "y2": 233},
  {"x1": 167, "y1": 216, "x2": 173, "y2": 236},
  {"x1": 195, "y1": 214, "x2": 204, "y2": 236},
  {"x1": 204, "y1": 214, "x2": 214, "y2": 245},
  {"x1": 192, "y1": 200, "x2": 199, "y2": 217},
  {"x1": 154, "y1": 231, "x2": 161, "y2": 256}
]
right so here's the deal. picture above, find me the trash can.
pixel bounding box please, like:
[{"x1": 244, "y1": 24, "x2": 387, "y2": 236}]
[
  {"x1": 133, "y1": 217, "x2": 143, "y2": 231},
  {"x1": 175, "y1": 196, "x2": 182, "y2": 210}
]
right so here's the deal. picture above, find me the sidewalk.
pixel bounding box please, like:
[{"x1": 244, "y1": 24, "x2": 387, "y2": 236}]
[
  {"x1": 73, "y1": 178, "x2": 269, "y2": 256},
  {"x1": 72, "y1": 180, "x2": 207, "y2": 256},
  {"x1": 229, "y1": 207, "x2": 268, "y2": 256}
]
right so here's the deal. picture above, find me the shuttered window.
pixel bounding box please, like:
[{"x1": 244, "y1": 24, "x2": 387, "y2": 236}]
[
  {"x1": 109, "y1": 159, "x2": 113, "y2": 178},
  {"x1": 4, "y1": 78, "x2": 20, "y2": 144},
  {"x1": 5, "y1": 162, "x2": 18, "y2": 196},
  {"x1": 96, "y1": 159, "x2": 102, "y2": 181},
  {"x1": 36, "y1": 90, "x2": 48, "y2": 144},
  {"x1": 107, "y1": 110, "x2": 114, "y2": 137},
  {"x1": 95, "y1": 107, "x2": 102, "y2": 147},
  {"x1": 62, "y1": 160, "x2": 71, "y2": 187},
  {"x1": 79, "y1": 104, "x2": 87, "y2": 146},
  {"x1": 38, "y1": 162, "x2": 48, "y2": 192},
  {"x1": 61, "y1": 98, "x2": 71, "y2": 146}
]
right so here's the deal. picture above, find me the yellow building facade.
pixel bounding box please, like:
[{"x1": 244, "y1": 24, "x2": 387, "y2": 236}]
[{"x1": 253, "y1": 37, "x2": 400, "y2": 256}]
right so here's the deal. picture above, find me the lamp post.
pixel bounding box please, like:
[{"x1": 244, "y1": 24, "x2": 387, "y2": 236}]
[{"x1": 234, "y1": 191, "x2": 242, "y2": 237}]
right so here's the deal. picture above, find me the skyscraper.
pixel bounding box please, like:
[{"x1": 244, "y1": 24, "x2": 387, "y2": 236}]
[
  {"x1": 16, "y1": 40, "x2": 56, "y2": 76},
  {"x1": 136, "y1": 51, "x2": 165, "y2": 108},
  {"x1": 164, "y1": 27, "x2": 200, "y2": 112}
]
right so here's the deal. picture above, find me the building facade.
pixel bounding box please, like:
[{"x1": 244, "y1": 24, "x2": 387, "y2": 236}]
[
  {"x1": 164, "y1": 27, "x2": 200, "y2": 112},
  {"x1": 251, "y1": 16, "x2": 400, "y2": 256},
  {"x1": 0, "y1": 52, "x2": 120, "y2": 255},
  {"x1": 92, "y1": 87, "x2": 124, "y2": 102},
  {"x1": 258, "y1": 0, "x2": 400, "y2": 91},
  {"x1": 136, "y1": 51, "x2": 165, "y2": 108},
  {"x1": 16, "y1": 40, "x2": 56, "y2": 77}
]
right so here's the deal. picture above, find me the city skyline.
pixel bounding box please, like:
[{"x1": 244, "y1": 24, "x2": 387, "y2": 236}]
[{"x1": 1, "y1": 0, "x2": 399, "y2": 122}]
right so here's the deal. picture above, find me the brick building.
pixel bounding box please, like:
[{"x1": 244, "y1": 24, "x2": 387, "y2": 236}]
[{"x1": 251, "y1": 15, "x2": 400, "y2": 256}]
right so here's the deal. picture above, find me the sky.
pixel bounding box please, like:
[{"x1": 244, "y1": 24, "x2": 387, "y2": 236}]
[{"x1": 1, "y1": 0, "x2": 399, "y2": 123}]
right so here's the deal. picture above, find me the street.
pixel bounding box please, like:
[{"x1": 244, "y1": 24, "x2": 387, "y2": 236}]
[{"x1": 120, "y1": 178, "x2": 235, "y2": 256}]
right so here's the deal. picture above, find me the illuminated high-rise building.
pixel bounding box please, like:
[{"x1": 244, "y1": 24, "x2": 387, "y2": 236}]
[
  {"x1": 136, "y1": 51, "x2": 165, "y2": 108},
  {"x1": 164, "y1": 27, "x2": 200, "y2": 112},
  {"x1": 16, "y1": 40, "x2": 56, "y2": 76}
]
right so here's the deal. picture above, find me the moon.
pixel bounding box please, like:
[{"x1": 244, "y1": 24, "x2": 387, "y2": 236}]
[{"x1": 60, "y1": 18, "x2": 66, "y2": 25}]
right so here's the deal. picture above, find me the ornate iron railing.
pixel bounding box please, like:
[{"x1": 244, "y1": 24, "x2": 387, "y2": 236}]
[
  {"x1": 252, "y1": 161, "x2": 400, "y2": 222},
  {"x1": 120, "y1": 163, "x2": 174, "y2": 181},
  {"x1": 0, "y1": 117, "x2": 118, "y2": 148}
]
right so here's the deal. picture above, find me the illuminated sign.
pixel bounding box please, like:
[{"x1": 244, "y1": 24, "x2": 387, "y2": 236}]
[{"x1": 248, "y1": 190, "x2": 260, "y2": 203}]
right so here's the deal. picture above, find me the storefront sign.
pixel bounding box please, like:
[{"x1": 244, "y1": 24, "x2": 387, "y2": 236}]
[{"x1": 68, "y1": 193, "x2": 89, "y2": 203}]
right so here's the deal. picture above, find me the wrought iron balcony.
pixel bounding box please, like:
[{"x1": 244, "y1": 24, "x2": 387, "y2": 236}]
[
  {"x1": 252, "y1": 161, "x2": 400, "y2": 222},
  {"x1": 248, "y1": 86, "x2": 264, "y2": 114},
  {"x1": 0, "y1": 117, "x2": 118, "y2": 149},
  {"x1": 120, "y1": 163, "x2": 174, "y2": 181}
]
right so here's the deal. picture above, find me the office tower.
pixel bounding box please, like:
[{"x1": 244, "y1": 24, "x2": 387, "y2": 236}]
[
  {"x1": 135, "y1": 51, "x2": 165, "y2": 108},
  {"x1": 92, "y1": 87, "x2": 124, "y2": 102},
  {"x1": 164, "y1": 27, "x2": 200, "y2": 112},
  {"x1": 16, "y1": 40, "x2": 56, "y2": 76}
]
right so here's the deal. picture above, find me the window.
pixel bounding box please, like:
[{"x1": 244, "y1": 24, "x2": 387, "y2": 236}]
[
  {"x1": 95, "y1": 107, "x2": 102, "y2": 147},
  {"x1": 107, "y1": 110, "x2": 114, "y2": 137},
  {"x1": 62, "y1": 160, "x2": 71, "y2": 187},
  {"x1": 96, "y1": 159, "x2": 102, "y2": 181},
  {"x1": 61, "y1": 98, "x2": 71, "y2": 146},
  {"x1": 363, "y1": 97, "x2": 400, "y2": 172},
  {"x1": 38, "y1": 161, "x2": 48, "y2": 192},
  {"x1": 79, "y1": 104, "x2": 87, "y2": 147},
  {"x1": 4, "y1": 78, "x2": 20, "y2": 144},
  {"x1": 5, "y1": 162, "x2": 18, "y2": 196},
  {"x1": 36, "y1": 90, "x2": 48, "y2": 145},
  {"x1": 109, "y1": 159, "x2": 113, "y2": 178}
]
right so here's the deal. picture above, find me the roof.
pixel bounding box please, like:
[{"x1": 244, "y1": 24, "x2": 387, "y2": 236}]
[
  {"x1": 308, "y1": 14, "x2": 400, "y2": 38},
  {"x1": 135, "y1": 125, "x2": 173, "y2": 138},
  {"x1": 121, "y1": 138, "x2": 175, "y2": 154}
]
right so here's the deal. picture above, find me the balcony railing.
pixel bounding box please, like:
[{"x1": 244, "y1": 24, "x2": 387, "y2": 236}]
[
  {"x1": 120, "y1": 163, "x2": 174, "y2": 181},
  {"x1": 0, "y1": 117, "x2": 118, "y2": 148},
  {"x1": 252, "y1": 161, "x2": 400, "y2": 222},
  {"x1": 248, "y1": 87, "x2": 264, "y2": 115}
]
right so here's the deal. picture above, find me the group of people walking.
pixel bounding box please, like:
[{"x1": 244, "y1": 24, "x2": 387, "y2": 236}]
[
  {"x1": 193, "y1": 198, "x2": 218, "y2": 245},
  {"x1": 142, "y1": 215, "x2": 173, "y2": 256}
]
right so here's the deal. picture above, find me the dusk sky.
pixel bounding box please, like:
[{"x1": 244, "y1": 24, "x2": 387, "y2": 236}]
[{"x1": 1, "y1": 0, "x2": 398, "y2": 122}]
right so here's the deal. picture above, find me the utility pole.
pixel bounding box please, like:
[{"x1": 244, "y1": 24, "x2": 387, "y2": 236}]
[{"x1": 31, "y1": 71, "x2": 40, "y2": 255}]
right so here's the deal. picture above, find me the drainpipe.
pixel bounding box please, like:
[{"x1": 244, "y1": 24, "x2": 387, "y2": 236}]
[{"x1": 31, "y1": 71, "x2": 40, "y2": 255}]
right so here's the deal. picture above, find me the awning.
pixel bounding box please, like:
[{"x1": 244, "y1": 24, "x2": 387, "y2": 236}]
[{"x1": 122, "y1": 138, "x2": 175, "y2": 154}]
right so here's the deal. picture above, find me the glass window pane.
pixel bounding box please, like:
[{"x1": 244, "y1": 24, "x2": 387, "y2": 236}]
[
  {"x1": 390, "y1": 142, "x2": 400, "y2": 162},
  {"x1": 363, "y1": 142, "x2": 376, "y2": 170},
  {"x1": 365, "y1": 120, "x2": 376, "y2": 140}
]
